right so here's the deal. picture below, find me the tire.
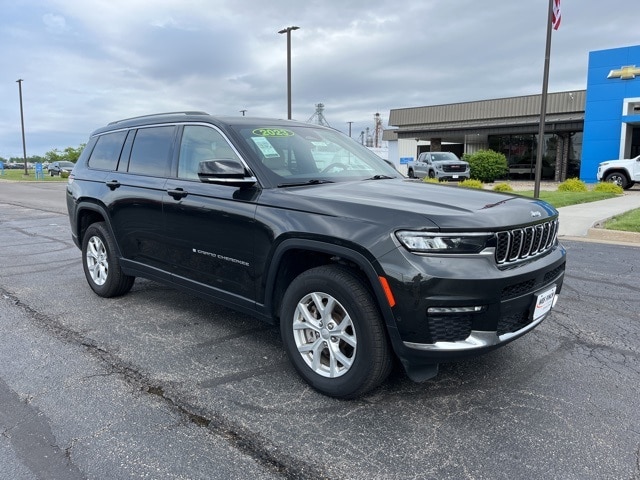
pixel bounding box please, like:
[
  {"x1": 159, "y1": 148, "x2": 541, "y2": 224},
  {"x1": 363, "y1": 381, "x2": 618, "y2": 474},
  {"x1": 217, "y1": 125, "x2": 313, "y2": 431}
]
[
  {"x1": 604, "y1": 172, "x2": 630, "y2": 189},
  {"x1": 428, "y1": 170, "x2": 435, "y2": 179},
  {"x1": 82, "y1": 222, "x2": 135, "y2": 298},
  {"x1": 408, "y1": 168, "x2": 415, "y2": 178},
  {"x1": 280, "y1": 265, "x2": 392, "y2": 398}
]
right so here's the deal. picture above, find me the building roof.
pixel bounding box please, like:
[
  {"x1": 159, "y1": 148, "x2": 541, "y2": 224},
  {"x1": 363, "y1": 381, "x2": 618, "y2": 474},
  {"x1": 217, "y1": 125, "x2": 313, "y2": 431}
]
[{"x1": 388, "y1": 90, "x2": 586, "y2": 141}]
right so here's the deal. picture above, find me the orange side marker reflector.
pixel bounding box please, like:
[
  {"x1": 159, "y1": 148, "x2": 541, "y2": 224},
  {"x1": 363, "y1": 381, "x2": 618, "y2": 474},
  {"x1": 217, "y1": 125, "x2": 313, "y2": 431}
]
[{"x1": 378, "y1": 276, "x2": 396, "y2": 308}]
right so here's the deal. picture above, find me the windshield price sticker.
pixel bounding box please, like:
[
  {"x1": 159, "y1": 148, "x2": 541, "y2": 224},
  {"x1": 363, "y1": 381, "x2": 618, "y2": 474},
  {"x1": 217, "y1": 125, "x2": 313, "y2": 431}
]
[
  {"x1": 533, "y1": 285, "x2": 556, "y2": 321},
  {"x1": 251, "y1": 136, "x2": 280, "y2": 158},
  {"x1": 252, "y1": 128, "x2": 294, "y2": 137}
]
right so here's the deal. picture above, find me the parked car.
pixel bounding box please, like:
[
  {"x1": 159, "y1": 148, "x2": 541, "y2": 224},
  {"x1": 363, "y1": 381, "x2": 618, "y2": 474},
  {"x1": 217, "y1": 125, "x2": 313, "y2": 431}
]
[
  {"x1": 67, "y1": 112, "x2": 565, "y2": 398},
  {"x1": 407, "y1": 151, "x2": 470, "y2": 180},
  {"x1": 48, "y1": 161, "x2": 75, "y2": 176},
  {"x1": 596, "y1": 154, "x2": 640, "y2": 189}
]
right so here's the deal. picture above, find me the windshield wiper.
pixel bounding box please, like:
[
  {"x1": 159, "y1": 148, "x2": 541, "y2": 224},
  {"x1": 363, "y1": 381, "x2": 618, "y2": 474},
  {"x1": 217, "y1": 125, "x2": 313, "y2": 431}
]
[
  {"x1": 364, "y1": 175, "x2": 395, "y2": 180},
  {"x1": 277, "y1": 179, "x2": 335, "y2": 188}
]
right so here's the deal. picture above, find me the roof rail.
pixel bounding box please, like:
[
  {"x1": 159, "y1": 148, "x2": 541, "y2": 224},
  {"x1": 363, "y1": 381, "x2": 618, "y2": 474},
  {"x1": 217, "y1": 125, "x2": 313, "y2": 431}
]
[{"x1": 108, "y1": 111, "x2": 209, "y2": 125}]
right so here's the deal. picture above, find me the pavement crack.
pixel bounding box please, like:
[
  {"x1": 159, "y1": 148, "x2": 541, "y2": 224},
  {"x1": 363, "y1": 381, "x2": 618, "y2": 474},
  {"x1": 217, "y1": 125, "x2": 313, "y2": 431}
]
[{"x1": 0, "y1": 286, "x2": 328, "y2": 480}]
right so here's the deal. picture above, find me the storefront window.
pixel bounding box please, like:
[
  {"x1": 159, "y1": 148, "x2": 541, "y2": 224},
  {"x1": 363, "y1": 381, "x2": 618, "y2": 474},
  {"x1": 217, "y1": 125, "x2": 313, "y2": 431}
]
[{"x1": 488, "y1": 132, "x2": 581, "y2": 180}]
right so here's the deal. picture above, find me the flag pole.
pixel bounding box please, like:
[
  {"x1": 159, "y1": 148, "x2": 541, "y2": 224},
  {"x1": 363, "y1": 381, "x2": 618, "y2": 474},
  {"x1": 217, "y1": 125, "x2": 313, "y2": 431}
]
[{"x1": 534, "y1": 0, "x2": 555, "y2": 198}]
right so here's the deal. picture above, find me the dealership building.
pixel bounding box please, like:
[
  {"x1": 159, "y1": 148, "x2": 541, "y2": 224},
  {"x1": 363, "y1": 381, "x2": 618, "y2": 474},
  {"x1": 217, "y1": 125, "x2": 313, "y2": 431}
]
[{"x1": 384, "y1": 44, "x2": 640, "y2": 183}]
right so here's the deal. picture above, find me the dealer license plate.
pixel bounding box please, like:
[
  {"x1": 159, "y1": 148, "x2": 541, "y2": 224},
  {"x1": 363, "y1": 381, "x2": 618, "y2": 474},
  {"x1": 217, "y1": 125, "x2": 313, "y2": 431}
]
[
  {"x1": 452, "y1": 175, "x2": 459, "y2": 179},
  {"x1": 533, "y1": 285, "x2": 556, "y2": 321}
]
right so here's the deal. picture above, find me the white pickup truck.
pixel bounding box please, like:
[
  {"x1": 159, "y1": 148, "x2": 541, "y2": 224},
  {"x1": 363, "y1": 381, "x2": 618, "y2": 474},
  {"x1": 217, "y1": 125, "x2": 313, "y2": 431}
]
[{"x1": 596, "y1": 154, "x2": 640, "y2": 189}]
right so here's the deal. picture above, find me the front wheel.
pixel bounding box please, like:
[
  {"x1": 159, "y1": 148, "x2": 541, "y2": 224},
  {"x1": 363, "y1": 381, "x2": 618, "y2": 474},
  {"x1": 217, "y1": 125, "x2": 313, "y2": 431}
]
[
  {"x1": 604, "y1": 172, "x2": 630, "y2": 189},
  {"x1": 408, "y1": 168, "x2": 415, "y2": 178},
  {"x1": 280, "y1": 265, "x2": 392, "y2": 398},
  {"x1": 82, "y1": 222, "x2": 135, "y2": 297}
]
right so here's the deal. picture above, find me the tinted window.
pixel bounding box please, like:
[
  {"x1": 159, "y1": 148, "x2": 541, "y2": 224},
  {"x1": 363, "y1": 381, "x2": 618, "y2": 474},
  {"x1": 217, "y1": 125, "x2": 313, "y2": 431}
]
[
  {"x1": 128, "y1": 126, "x2": 175, "y2": 176},
  {"x1": 88, "y1": 131, "x2": 127, "y2": 171},
  {"x1": 178, "y1": 125, "x2": 240, "y2": 180}
]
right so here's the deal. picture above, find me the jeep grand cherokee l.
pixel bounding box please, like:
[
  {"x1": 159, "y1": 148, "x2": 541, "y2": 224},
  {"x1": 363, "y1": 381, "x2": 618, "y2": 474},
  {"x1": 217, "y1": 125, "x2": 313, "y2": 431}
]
[{"x1": 66, "y1": 112, "x2": 566, "y2": 398}]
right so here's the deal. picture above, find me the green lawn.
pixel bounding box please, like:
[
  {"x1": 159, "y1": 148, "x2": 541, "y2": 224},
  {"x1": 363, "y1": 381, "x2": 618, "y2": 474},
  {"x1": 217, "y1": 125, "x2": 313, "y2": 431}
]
[
  {"x1": 513, "y1": 190, "x2": 619, "y2": 208},
  {"x1": 514, "y1": 189, "x2": 640, "y2": 234},
  {"x1": 603, "y1": 208, "x2": 640, "y2": 233},
  {"x1": 0, "y1": 169, "x2": 66, "y2": 181}
]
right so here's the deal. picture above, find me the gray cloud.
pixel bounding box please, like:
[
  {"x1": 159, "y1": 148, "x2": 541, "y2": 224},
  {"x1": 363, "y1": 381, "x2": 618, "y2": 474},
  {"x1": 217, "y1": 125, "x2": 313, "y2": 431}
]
[{"x1": 1, "y1": 0, "x2": 638, "y2": 157}]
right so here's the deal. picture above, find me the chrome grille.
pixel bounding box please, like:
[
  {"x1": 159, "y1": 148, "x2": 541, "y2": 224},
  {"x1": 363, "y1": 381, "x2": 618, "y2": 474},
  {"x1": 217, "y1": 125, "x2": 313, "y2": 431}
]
[
  {"x1": 495, "y1": 219, "x2": 558, "y2": 265},
  {"x1": 442, "y1": 164, "x2": 467, "y2": 173}
]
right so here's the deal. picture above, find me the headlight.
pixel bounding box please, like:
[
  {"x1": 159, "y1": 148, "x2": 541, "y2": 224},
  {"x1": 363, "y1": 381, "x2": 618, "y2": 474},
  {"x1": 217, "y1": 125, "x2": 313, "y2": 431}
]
[{"x1": 396, "y1": 231, "x2": 492, "y2": 254}]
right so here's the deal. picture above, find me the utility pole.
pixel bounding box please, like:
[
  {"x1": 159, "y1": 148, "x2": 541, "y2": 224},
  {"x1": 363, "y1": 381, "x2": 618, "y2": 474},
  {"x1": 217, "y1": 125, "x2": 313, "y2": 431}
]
[
  {"x1": 16, "y1": 79, "x2": 28, "y2": 176},
  {"x1": 278, "y1": 26, "x2": 299, "y2": 119},
  {"x1": 534, "y1": 0, "x2": 557, "y2": 198},
  {"x1": 347, "y1": 121, "x2": 353, "y2": 137}
]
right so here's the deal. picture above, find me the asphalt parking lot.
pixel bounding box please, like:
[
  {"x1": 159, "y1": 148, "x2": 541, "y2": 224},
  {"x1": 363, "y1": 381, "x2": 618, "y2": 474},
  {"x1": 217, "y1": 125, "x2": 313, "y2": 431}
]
[{"x1": 1, "y1": 182, "x2": 639, "y2": 479}]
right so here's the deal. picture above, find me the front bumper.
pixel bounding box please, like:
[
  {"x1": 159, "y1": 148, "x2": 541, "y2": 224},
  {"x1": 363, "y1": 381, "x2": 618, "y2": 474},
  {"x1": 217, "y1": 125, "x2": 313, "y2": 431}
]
[
  {"x1": 377, "y1": 242, "x2": 566, "y2": 369},
  {"x1": 435, "y1": 173, "x2": 470, "y2": 181}
]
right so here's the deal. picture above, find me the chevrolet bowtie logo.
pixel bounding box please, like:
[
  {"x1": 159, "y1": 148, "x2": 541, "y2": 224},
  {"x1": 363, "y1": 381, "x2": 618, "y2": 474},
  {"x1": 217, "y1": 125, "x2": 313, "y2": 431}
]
[{"x1": 607, "y1": 65, "x2": 640, "y2": 80}]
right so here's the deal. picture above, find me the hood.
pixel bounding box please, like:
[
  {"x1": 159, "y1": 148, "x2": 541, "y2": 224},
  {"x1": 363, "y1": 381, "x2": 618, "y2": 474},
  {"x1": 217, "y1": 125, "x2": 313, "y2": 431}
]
[
  {"x1": 434, "y1": 159, "x2": 468, "y2": 165},
  {"x1": 267, "y1": 179, "x2": 557, "y2": 232}
]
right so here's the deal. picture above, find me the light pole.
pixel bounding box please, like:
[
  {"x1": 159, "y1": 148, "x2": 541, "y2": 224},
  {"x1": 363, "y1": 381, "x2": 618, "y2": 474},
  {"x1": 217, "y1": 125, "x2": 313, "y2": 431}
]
[
  {"x1": 16, "y1": 79, "x2": 28, "y2": 176},
  {"x1": 278, "y1": 26, "x2": 299, "y2": 120}
]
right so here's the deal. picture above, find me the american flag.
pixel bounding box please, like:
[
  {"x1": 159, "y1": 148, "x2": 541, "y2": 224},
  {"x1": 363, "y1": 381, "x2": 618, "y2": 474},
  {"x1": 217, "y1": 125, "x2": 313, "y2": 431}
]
[{"x1": 552, "y1": 0, "x2": 561, "y2": 30}]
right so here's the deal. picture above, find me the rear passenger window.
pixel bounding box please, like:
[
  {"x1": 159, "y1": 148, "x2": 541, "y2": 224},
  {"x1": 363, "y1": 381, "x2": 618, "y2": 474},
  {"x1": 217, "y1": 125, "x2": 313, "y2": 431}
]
[
  {"x1": 128, "y1": 126, "x2": 175, "y2": 177},
  {"x1": 88, "y1": 131, "x2": 127, "y2": 170}
]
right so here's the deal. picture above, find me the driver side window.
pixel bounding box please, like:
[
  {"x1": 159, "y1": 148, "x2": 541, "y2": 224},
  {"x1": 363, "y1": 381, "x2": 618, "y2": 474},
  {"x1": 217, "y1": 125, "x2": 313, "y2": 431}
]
[{"x1": 178, "y1": 126, "x2": 240, "y2": 180}]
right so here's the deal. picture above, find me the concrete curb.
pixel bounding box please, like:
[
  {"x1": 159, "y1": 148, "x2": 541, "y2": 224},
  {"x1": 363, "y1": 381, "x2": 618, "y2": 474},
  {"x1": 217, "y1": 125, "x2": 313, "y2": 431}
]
[{"x1": 586, "y1": 227, "x2": 640, "y2": 244}]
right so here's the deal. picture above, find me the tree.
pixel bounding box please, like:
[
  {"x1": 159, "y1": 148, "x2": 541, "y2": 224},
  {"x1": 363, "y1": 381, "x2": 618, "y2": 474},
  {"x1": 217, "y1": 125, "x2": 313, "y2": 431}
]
[{"x1": 44, "y1": 144, "x2": 85, "y2": 163}]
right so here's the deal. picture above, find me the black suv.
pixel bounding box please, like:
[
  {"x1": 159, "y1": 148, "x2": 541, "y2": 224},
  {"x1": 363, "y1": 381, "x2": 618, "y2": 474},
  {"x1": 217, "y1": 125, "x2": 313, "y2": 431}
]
[{"x1": 66, "y1": 112, "x2": 566, "y2": 398}]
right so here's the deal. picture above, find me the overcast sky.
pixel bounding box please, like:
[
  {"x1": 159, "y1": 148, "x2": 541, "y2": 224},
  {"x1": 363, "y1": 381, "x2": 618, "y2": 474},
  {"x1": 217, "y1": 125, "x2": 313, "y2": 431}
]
[{"x1": 1, "y1": 0, "x2": 638, "y2": 158}]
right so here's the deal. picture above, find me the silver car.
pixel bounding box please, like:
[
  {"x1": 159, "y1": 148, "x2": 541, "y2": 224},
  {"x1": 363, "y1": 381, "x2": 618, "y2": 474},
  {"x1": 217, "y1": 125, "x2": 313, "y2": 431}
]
[{"x1": 407, "y1": 152, "x2": 470, "y2": 180}]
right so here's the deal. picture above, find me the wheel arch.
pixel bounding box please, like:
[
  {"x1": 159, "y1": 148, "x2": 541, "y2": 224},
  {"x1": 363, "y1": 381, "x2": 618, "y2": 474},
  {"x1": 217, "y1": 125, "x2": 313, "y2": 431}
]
[
  {"x1": 263, "y1": 238, "x2": 396, "y2": 328},
  {"x1": 603, "y1": 168, "x2": 631, "y2": 183},
  {"x1": 73, "y1": 201, "x2": 123, "y2": 257}
]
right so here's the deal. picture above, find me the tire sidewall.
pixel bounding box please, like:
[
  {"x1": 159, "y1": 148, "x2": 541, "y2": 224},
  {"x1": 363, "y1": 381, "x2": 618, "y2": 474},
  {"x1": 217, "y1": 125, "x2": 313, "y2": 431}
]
[
  {"x1": 605, "y1": 172, "x2": 628, "y2": 189},
  {"x1": 280, "y1": 266, "x2": 386, "y2": 398},
  {"x1": 82, "y1": 222, "x2": 121, "y2": 297}
]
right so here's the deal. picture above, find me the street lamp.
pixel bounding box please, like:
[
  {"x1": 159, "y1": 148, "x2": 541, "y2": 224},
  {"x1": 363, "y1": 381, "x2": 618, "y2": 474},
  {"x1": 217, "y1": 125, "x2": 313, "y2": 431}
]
[
  {"x1": 278, "y1": 26, "x2": 299, "y2": 120},
  {"x1": 16, "y1": 79, "x2": 28, "y2": 176}
]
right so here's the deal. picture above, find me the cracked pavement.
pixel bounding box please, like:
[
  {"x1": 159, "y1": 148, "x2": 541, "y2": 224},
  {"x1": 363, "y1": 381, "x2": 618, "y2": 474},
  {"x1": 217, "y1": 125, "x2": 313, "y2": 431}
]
[{"x1": 0, "y1": 182, "x2": 639, "y2": 479}]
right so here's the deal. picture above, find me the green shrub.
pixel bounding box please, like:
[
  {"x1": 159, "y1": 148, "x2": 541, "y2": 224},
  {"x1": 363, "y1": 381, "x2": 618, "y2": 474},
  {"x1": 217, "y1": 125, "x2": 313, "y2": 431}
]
[
  {"x1": 592, "y1": 182, "x2": 623, "y2": 194},
  {"x1": 422, "y1": 177, "x2": 441, "y2": 184},
  {"x1": 61, "y1": 171, "x2": 70, "y2": 179},
  {"x1": 557, "y1": 178, "x2": 588, "y2": 192},
  {"x1": 458, "y1": 179, "x2": 484, "y2": 189},
  {"x1": 492, "y1": 182, "x2": 514, "y2": 192},
  {"x1": 464, "y1": 149, "x2": 508, "y2": 183}
]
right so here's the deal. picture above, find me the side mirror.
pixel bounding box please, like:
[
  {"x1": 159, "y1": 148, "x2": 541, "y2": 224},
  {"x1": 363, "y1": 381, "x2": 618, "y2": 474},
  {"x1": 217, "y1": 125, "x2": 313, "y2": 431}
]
[{"x1": 197, "y1": 159, "x2": 257, "y2": 188}]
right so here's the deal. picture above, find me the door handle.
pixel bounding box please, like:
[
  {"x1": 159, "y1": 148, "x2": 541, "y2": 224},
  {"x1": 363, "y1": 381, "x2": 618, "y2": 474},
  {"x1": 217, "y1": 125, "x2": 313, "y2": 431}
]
[
  {"x1": 167, "y1": 188, "x2": 188, "y2": 200},
  {"x1": 105, "y1": 180, "x2": 121, "y2": 190}
]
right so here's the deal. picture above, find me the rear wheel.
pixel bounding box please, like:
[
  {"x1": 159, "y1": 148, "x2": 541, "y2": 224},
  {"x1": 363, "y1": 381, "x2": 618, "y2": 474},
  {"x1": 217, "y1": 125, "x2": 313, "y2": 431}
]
[
  {"x1": 604, "y1": 171, "x2": 630, "y2": 189},
  {"x1": 82, "y1": 222, "x2": 134, "y2": 297},
  {"x1": 280, "y1": 265, "x2": 392, "y2": 398}
]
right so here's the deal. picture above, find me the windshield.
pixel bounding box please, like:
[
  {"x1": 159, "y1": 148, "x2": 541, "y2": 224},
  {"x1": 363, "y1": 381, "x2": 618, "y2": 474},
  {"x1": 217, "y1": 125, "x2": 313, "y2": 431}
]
[
  {"x1": 431, "y1": 152, "x2": 460, "y2": 161},
  {"x1": 230, "y1": 124, "x2": 399, "y2": 183},
  {"x1": 60, "y1": 161, "x2": 76, "y2": 167}
]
